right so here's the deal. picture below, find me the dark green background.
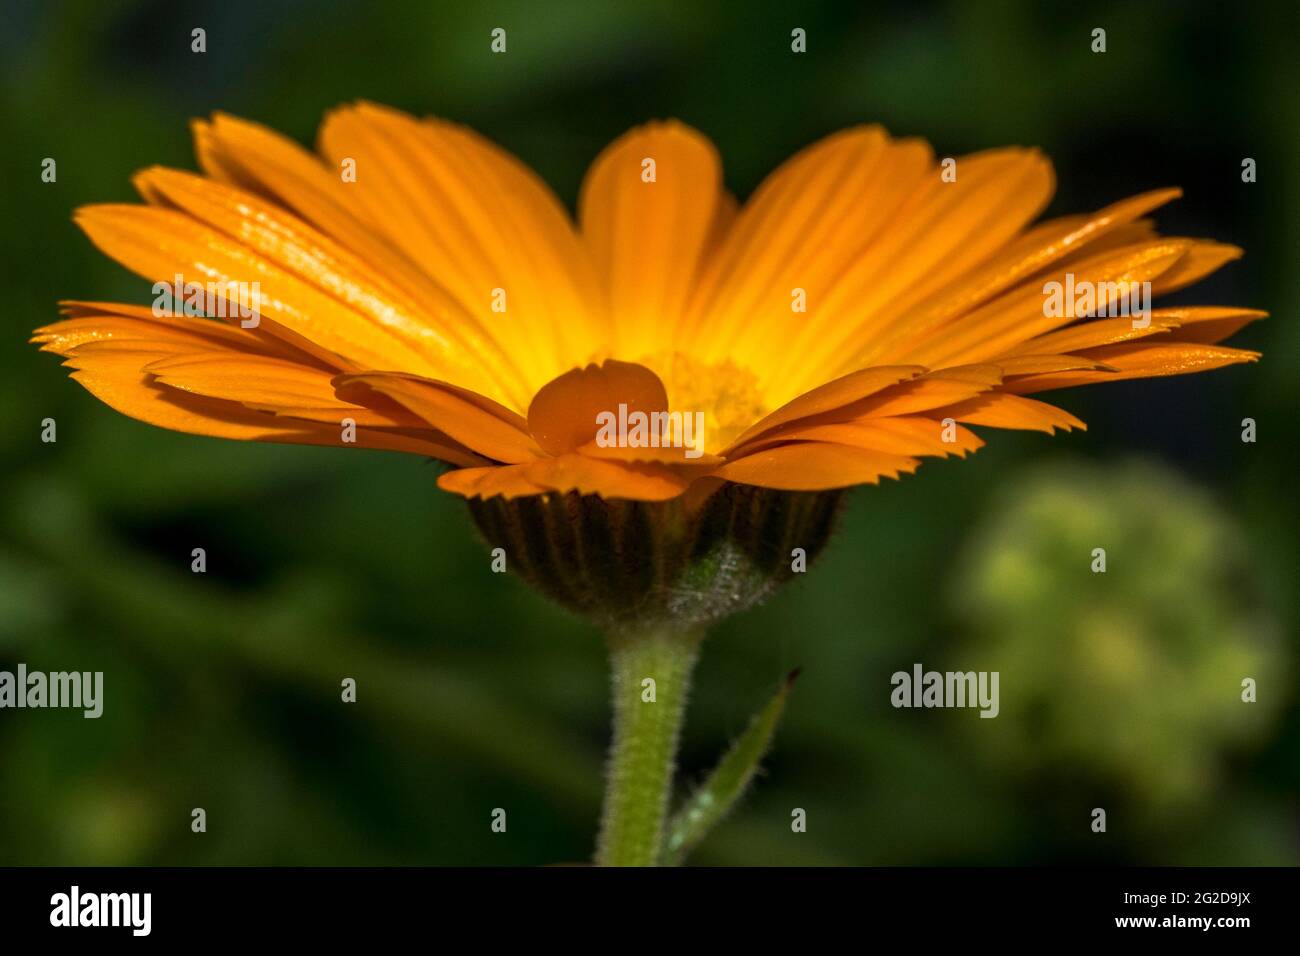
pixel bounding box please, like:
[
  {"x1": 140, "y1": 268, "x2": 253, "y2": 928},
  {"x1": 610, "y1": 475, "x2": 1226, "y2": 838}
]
[{"x1": 1, "y1": 0, "x2": 1295, "y2": 865}]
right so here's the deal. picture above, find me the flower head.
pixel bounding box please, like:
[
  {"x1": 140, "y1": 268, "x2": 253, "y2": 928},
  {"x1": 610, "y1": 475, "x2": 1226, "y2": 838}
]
[{"x1": 35, "y1": 102, "x2": 1261, "y2": 505}]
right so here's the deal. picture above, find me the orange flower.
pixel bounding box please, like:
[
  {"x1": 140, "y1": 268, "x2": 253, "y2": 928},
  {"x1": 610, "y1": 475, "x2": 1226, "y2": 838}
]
[{"x1": 35, "y1": 102, "x2": 1261, "y2": 501}]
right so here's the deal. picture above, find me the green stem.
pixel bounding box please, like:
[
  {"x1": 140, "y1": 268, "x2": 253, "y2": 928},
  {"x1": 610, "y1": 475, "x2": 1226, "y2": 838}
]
[{"x1": 595, "y1": 625, "x2": 703, "y2": 866}]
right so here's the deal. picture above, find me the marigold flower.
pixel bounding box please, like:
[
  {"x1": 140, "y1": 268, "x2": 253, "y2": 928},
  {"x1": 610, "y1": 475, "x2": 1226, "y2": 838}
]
[{"x1": 34, "y1": 102, "x2": 1260, "y2": 505}]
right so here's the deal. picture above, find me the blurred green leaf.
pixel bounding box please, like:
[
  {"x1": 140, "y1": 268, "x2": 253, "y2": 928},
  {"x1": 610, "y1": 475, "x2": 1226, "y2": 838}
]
[{"x1": 664, "y1": 669, "x2": 797, "y2": 865}]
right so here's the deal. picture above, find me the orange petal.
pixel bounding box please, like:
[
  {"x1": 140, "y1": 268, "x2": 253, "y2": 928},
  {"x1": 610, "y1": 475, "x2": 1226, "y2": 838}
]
[
  {"x1": 1149, "y1": 307, "x2": 1267, "y2": 345},
  {"x1": 851, "y1": 366, "x2": 1002, "y2": 419},
  {"x1": 1004, "y1": 342, "x2": 1260, "y2": 394},
  {"x1": 716, "y1": 442, "x2": 920, "y2": 490},
  {"x1": 928, "y1": 393, "x2": 1085, "y2": 433},
  {"x1": 143, "y1": 353, "x2": 420, "y2": 428},
  {"x1": 316, "y1": 101, "x2": 605, "y2": 391},
  {"x1": 1001, "y1": 315, "x2": 1180, "y2": 355},
  {"x1": 1149, "y1": 242, "x2": 1242, "y2": 295},
  {"x1": 733, "y1": 415, "x2": 984, "y2": 459},
  {"x1": 129, "y1": 167, "x2": 526, "y2": 399},
  {"x1": 39, "y1": 310, "x2": 430, "y2": 430},
  {"x1": 523, "y1": 454, "x2": 690, "y2": 501},
  {"x1": 35, "y1": 310, "x2": 272, "y2": 358},
  {"x1": 579, "y1": 120, "x2": 724, "y2": 357},
  {"x1": 859, "y1": 188, "x2": 1182, "y2": 367},
  {"x1": 749, "y1": 145, "x2": 1056, "y2": 400},
  {"x1": 993, "y1": 354, "x2": 1112, "y2": 376},
  {"x1": 56, "y1": 344, "x2": 483, "y2": 463},
  {"x1": 52, "y1": 299, "x2": 324, "y2": 364},
  {"x1": 907, "y1": 239, "x2": 1192, "y2": 367},
  {"x1": 577, "y1": 441, "x2": 724, "y2": 467},
  {"x1": 335, "y1": 372, "x2": 542, "y2": 463},
  {"x1": 73, "y1": 202, "x2": 443, "y2": 378},
  {"x1": 193, "y1": 115, "x2": 538, "y2": 410},
  {"x1": 1051, "y1": 219, "x2": 1161, "y2": 262},
  {"x1": 194, "y1": 112, "x2": 383, "y2": 234},
  {"x1": 527, "y1": 360, "x2": 669, "y2": 456},
  {"x1": 437, "y1": 464, "x2": 551, "y2": 500},
  {"x1": 1004, "y1": 307, "x2": 1262, "y2": 357},
  {"x1": 687, "y1": 129, "x2": 936, "y2": 401},
  {"x1": 721, "y1": 365, "x2": 924, "y2": 454}
]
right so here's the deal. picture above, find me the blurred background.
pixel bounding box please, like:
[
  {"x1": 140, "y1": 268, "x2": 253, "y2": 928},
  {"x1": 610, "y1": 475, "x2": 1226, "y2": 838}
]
[{"x1": 1, "y1": 0, "x2": 1296, "y2": 865}]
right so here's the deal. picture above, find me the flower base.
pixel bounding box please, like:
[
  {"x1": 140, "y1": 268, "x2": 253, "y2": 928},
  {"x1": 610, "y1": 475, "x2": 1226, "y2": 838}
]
[{"x1": 468, "y1": 485, "x2": 846, "y2": 630}]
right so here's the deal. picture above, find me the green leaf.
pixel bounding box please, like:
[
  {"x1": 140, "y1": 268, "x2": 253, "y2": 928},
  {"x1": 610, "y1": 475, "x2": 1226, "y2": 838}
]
[{"x1": 662, "y1": 668, "x2": 800, "y2": 865}]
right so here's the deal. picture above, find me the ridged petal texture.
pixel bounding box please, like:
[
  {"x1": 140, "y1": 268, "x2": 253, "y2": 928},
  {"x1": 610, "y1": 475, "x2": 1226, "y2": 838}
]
[{"x1": 36, "y1": 103, "x2": 1262, "y2": 502}]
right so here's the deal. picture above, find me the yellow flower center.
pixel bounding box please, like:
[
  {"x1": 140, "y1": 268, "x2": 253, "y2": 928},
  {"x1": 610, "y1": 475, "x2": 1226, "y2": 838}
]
[{"x1": 637, "y1": 351, "x2": 769, "y2": 453}]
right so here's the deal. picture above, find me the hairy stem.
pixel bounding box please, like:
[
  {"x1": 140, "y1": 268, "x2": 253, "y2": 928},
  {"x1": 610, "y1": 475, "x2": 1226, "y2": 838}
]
[{"x1": 595, "y1": 626, "x2": 703, "y2": 866}]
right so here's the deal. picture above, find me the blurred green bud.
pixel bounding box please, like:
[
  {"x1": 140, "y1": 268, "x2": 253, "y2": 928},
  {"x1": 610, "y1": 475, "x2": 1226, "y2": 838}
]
[{"x1": 950, "y1": 460, "x2": 1287, "y2": 815}]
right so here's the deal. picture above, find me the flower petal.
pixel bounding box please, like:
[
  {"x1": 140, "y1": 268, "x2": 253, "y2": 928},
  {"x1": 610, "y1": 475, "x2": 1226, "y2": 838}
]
[
  {"x1": 193, "y1": 112, "x2": 384, "y2": 234},
  {"x1": 55, "y1": 339, "x2": 482, "y2": 463},
  {"x1": 907, "y1": 239, "x2": 1192, "y2": 368},
  {"x1": 437, "y1": 464, "x2": 551, "y2": 500},
  {"x1": 732, "y1": 415, "x2": 985, "y2": 459},
  {"x1": 851, "y1": 365, "x2": 1003, "y2": 419},
  {"x1": 685, "y1": 127, "x2": 936, "y2": 397},
  {"x1": 316, "y1": 101, "x2": 605, "y2": 392},
  {"x1": 1004, "y1": 342, "x2": 1260, "y2": 393},
  {"x1": 716, "y1": 442, "x2": 920, "y2": 490},
  {"x1": 130, "y1": 167, "x2": 533, "y2": 405},
  {"x1": 721, "y1": 365, "x2": 924, "y2": 454},
  {"x1": 523, "y1": 454, "x2": 690, "y2": 501},
  {"x1": 1000, "y1": 315, "x2": 1180, "y2": 355},
  {"x1": 1149, "y1": 242, "x2": 1242, "y2": 295},
  {"x1": 36, "y1": 306, "x2": 281, "y2": 358},
  {"x1": 858, "y1": 188, "x2": 1182, "y2": 367},
  {"x1": 927, "y1": 393, "x2": 1085, "y2": 433},
  {"x1": 74, "y1": 203, "x2": 438, "y2": 378},
  {"x1": 334, "y1": 372, "x2": 542, "y2": 463},
  {"x1": 142, "y1": 353, "x2": 419, "y2": 427},
  {"x1": 1153, "y1": 307, "x2": 1267, "y2": 345},
  {"x1": 993, "y1": 354, "x2": 1112, "y2": 376},
  {"x1": 579, "y1": 120, "x2": 725, "y2": 357},
  {"x1": 527, "y1": 359, "x2": 669, "y2": 456},
  {"x1": 739, "y1": 145, "x2": 1056, "y2": 401},
  {"x1": 578, "y1": 442, "x2": 724, "y2": 467}
]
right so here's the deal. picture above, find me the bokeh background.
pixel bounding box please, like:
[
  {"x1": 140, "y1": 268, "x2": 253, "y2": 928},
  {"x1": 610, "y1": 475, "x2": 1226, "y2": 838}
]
[{"x1": 2, "y1": 0, "x2": 1296, "y2": 865}]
